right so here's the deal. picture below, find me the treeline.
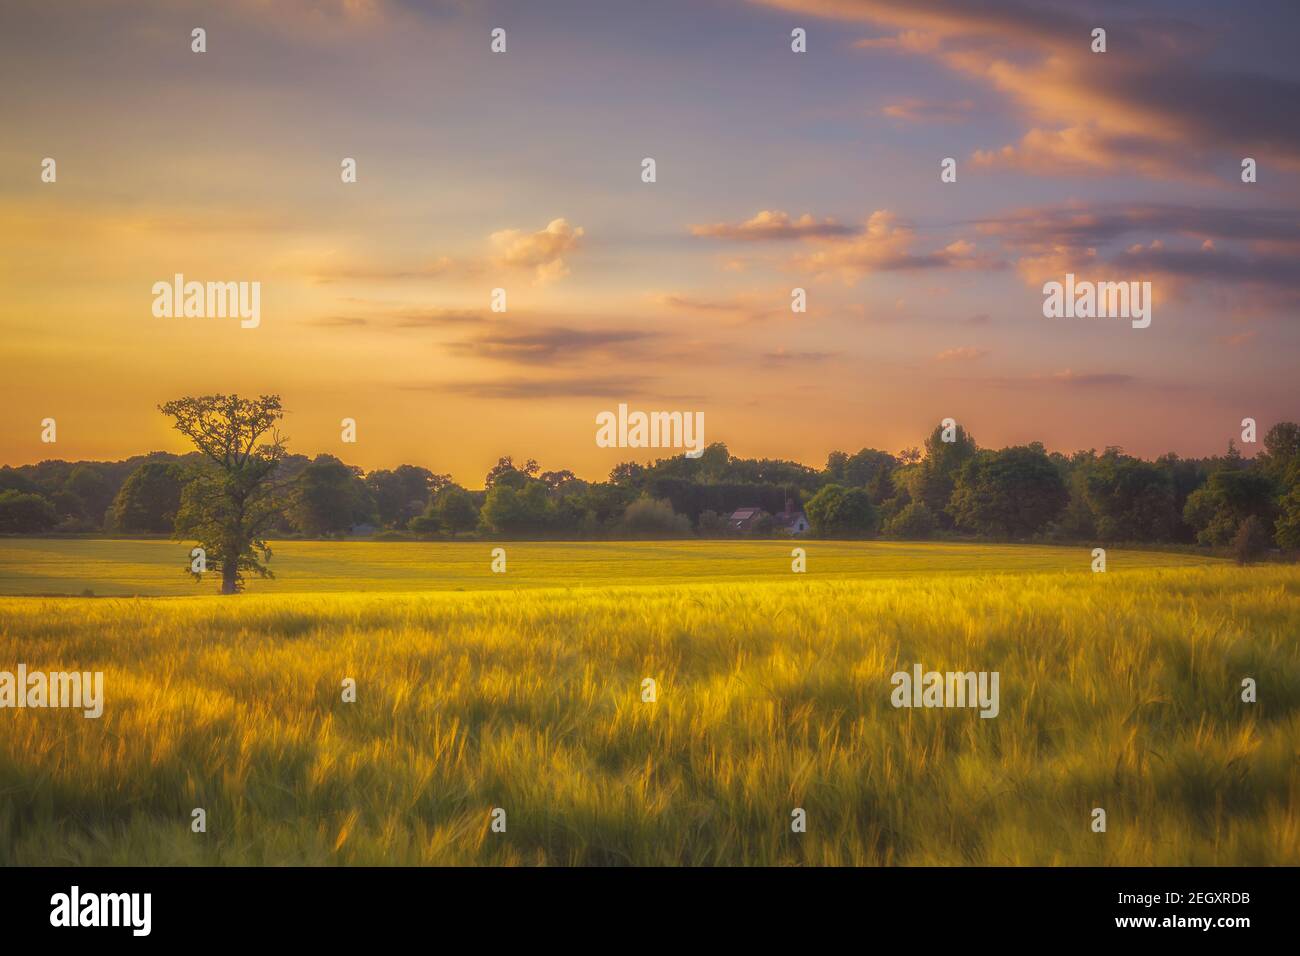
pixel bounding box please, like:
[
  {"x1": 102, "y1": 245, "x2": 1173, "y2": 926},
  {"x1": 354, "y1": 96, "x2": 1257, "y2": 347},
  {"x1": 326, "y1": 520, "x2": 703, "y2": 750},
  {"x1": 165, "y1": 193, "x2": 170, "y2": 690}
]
[{"x1": 3, "y1": 421, "x2": 1299, "y2": 556}]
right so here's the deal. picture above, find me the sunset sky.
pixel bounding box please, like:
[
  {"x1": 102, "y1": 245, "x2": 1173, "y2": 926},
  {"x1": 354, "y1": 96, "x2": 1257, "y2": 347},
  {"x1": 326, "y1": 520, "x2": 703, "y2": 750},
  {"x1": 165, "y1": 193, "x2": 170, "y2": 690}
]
[{"x1": 2, "y1": 0, "x2": 1298, "y2": 485}]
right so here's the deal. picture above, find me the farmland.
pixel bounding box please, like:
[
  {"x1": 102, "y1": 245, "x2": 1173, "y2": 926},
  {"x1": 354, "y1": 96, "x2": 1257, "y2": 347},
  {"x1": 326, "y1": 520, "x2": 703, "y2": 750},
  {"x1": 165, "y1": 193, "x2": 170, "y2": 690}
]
[
  {"x1": 0, "y1": 537, "x2": 1221, "y2": 596},
  {"x1": 0, "y1": 540, "x2": 1296, "y2": 865}
]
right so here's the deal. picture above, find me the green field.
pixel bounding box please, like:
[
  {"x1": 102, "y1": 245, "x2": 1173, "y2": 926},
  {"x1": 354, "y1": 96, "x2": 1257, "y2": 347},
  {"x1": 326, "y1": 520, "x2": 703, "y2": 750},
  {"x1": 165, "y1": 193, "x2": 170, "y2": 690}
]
[
  {"x1": 0, "y1": 536, "x2": 1223, "y2": 596},
  {"x1": 1, "y1": 539, "x2": 1297, "y2": 865}
]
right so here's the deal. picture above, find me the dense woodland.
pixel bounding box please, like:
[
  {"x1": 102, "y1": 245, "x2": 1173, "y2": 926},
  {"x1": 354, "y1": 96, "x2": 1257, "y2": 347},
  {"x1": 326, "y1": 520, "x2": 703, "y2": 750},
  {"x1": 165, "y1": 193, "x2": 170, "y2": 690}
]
[{"x1": 3, "y1": 421, "x2": 1299, "y2": 559}]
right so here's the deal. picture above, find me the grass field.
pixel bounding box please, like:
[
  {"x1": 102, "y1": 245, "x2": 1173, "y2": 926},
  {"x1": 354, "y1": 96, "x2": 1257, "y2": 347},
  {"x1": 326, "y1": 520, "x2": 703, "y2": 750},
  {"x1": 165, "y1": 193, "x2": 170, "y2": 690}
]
[
  {"x1": 0, "y1": 536, "x2": 1224, "y2": 596},
  {"x1": 1, "y1": 539, "x2": 1297, "y2": 865}
]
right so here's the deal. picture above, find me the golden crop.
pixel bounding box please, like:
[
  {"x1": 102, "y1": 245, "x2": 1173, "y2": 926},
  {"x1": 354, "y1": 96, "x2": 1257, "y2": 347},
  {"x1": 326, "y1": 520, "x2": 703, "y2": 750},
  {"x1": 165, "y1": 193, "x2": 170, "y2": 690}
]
[{"x1": 1, "y1": 543, "x2": 1296, "y2": 865}]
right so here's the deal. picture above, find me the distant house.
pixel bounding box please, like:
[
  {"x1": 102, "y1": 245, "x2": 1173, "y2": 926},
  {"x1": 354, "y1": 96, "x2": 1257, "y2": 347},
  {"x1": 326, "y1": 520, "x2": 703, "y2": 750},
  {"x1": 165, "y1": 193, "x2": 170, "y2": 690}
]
[
  {"x1": 725, "y1": 501, "x2": 809, "y2": 535},
  {"x1": 773, "y1": 499, "x2": 810, "y2": 535},
  {"x1": 725, "y1": 507, "x2": 768, "y2": 533}
]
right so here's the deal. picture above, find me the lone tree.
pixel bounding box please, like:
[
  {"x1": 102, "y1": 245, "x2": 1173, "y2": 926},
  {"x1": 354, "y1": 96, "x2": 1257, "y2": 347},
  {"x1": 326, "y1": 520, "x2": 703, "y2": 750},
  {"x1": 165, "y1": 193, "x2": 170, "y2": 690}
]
[{"x1": 159, "y1": 394, "x2": 287, "y2": 594}]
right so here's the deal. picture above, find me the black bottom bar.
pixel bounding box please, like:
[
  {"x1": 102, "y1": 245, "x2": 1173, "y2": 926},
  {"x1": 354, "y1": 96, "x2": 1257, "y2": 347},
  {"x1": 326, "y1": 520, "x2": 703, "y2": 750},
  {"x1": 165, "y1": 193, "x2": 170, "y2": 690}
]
[{"x1": 0, "y1": 866, "x2": 1282, "y2": 942}]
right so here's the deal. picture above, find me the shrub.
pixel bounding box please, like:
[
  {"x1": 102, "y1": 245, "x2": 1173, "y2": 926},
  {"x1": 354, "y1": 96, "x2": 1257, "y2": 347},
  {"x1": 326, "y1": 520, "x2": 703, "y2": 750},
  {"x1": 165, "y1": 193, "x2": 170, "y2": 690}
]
[
  {"x1": 805, "y1": 484, "x2": 878, "y2": 537},
  {"x1": 407, "y1": 512, "x2": 442, "y2": 536},
  {"x1": 618, "y1": 496, "x2": 692, "y2": 537},
  {"x1": 1232, "y1": 515, "x2": 1272, "y2": 565},
  {"x1": 696, "y1": 509, "x2": 726, "y2": 536},
  {"x1": 884, "y1": 502, "x2": 938, "y2": 539},
  {"x1": 0, "y1": 490, "x2": 58, "y2": 534}
]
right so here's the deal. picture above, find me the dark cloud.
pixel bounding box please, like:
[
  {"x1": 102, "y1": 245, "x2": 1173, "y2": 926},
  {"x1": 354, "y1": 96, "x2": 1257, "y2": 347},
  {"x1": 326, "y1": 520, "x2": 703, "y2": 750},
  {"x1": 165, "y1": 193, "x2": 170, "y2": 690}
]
[
  {"x1": 979, "y1": 370, "x2": 1138, "y2": 389},
  {"x1": 309, "y1": 308, "x2": 487, "y2": 329},
  {"x1": 977, "y1": 202, "x2": 1300, "y2": 294},
  {"x1": 977, "y1": 204, "x2": 1300, "y2": 249},
  {"x1": 754, "y1": 0, "x2": 1300, "y2": 175},
  {"x1": 1114, "y1": 245, "x2": 1300, "y2": 290},
  {"x1": 446, "y1": 327, "x2": 659, "y2": 365}
]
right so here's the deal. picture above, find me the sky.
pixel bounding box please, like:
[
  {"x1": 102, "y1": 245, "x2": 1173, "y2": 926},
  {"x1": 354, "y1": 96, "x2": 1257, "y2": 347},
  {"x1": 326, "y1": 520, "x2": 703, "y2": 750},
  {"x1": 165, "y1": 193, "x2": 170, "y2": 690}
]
[{"x1": 1, "y1": 0, "x2": 1298, "y2": 485}]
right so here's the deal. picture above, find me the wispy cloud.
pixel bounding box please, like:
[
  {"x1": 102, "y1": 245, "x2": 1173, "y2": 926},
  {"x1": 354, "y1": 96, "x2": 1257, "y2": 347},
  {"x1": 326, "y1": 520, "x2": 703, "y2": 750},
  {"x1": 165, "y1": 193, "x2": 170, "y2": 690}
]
[
  {"x1": 976, "y1": 203, "x2": 1300, "y2": 248},
  {"x1": 763, "y1": 347, "x2": 839, "y2": 365},
  {"x1": 1044, "y1": 370, "x2": 1135, "y2": 387},
  {"x1": 655, "y1": 292, "x2": 784, "y2": 324},
  {"x1": 309, "y1": 257, "x2": 459, "y2": 283},
  {"x1": 309, "y1": 305, "x2": 487, "y2": 329},
  {"x1": 1216, "y1": 330, "x2": 1257, "y2": 348},
  {"x1": 447, "y1": 326, "x2": 656, "y2": 365},
  {"x1": 881, "y1": 97, "x2": 974, "y2": 123},
  {"x1": 308, "y1": 218, "x2": 587, "y2": 285},
  {"x1": 690, "y1": 210, "x2": 856, "y2": 241},
  {"x1": 791, "y1": 210, "x2": 999, "y2": 283},
  {"x1": 403, "y1": 375, "x2": 657, "y2": 400}
]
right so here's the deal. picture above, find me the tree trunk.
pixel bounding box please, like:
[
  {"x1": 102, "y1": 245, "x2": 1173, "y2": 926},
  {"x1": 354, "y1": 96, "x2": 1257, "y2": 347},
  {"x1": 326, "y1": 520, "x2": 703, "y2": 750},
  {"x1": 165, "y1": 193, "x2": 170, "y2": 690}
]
[{"x1": 221, "y1": 560, "x2": 238, "y2": 594}]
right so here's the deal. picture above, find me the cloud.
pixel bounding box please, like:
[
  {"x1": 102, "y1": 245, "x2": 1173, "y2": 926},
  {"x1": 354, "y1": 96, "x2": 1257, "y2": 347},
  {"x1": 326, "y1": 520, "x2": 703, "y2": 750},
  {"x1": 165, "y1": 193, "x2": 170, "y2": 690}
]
[
  {"x1": 854, "y1": 30, "x2": 941, "y2": 54},
  {"x1": 490, "y1": 218, "x2": 585, "y2": 282},
  {"x1": 232, "y1": 0, "x2": 384, "y2": 25},
  {"x1": 310, "y1": 315, "x2": 370, "y2": 328},
  {"x1": 311, "y1": 218, "x2": 588, "y2": 286},
  {"x1": 655, "y1": 292, "x2": 783, "y2": 324},
  {"x1": 309, "y1": 257, "x2": 458, "y2": 283},
  {"x1": 935, "y1": 346, "x2": 988, "y2": 362},
  {"x1": 792, "y1": 210, "x2": 998, "y2": 283},
  {"x1": 1042, "y1": 370, "x2": 1135, "y2": 387},
  {"x1": 976, "y1": 203, "x2": 1300, "y2": 249},
  {"x1": 447, "y1": 326, "x2": 656, "y2": 365},
  {"x1": 1113, "y1": 243, "x2": 1300, "y2": 291},
  {"x1": 971, "y1": 127, "x2": 1185, "y2": 179},
  {"x1": 881, "y1": 97, "x2": 974, "y2": 123},
  {"x1": 690, "y1": 210, "x2": 857, "y2": 241},
  {"x1": 976, "y1": 202, "x2": 1300, "y2": 296},
  {"x1": 1216, "y1": 330, "x2": 1257, "y2": 348},
  {"x1": 389, "y1": 309, "x2": 486, "y2": 328},
  {"x1": 310, "y1": 304, "x2": 486, "y2": 329},
  {"x1": 750, "y1": 0, "x2": 1300, "y2": 177},
  {"x1": 403, "y1": 376, "x2": 655, "y2": 400},
  {"x1": 659, "y1": 294, "x2": 748, "y2": 313},
  {"x1": 972, "y1": 368, "x2": 1138, "y2": 390},
  {"x1": 763, "y1": 347, "x2": 839, "y2": 365}
]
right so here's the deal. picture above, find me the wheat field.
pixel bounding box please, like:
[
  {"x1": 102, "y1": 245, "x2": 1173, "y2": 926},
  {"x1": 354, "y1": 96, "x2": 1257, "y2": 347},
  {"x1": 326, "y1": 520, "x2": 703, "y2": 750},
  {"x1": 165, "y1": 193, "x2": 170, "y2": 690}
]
[
  {"x1": 0, "y1": 542, "x2": 1297, "y2": 865},
  {"x1": 0, "y1": 537, "x2": 1223, "y2": 596}
]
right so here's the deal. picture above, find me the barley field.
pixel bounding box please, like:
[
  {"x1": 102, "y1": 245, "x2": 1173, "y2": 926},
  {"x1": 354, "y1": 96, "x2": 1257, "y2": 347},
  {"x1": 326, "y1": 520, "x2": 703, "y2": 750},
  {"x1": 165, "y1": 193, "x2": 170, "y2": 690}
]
[
  {"x1": 0, "y1": 537, "x2": 1222, "y2": 596},
  {"x1": 0, "y1": 540, "x2": 1297, "y2": 865}
]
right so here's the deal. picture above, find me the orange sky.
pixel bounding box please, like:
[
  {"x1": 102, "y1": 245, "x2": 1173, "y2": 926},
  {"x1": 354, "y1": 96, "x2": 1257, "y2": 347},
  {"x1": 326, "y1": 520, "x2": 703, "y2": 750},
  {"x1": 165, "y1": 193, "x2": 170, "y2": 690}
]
[{"x1": 2, "y1": 0, "x2": 1297, "y2": 484}]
